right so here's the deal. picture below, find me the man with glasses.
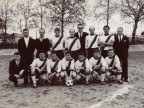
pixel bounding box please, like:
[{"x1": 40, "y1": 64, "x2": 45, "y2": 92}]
[{"x1": 74, "y1": 23, "x2": 89, "y2": 55}]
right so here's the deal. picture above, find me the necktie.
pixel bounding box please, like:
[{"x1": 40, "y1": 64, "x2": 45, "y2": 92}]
[{"x1": 119, "y1": 35, "x2": 122, "y2": 42}]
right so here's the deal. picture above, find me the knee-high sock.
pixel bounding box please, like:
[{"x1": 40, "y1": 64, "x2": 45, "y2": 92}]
[
  {"x1": 31, "y1": 75, "x2": 36, "y2": 84},
  {"x1": 101, "y1": 74, "x2": 105, "y2": 82},
  {"x1": 117, "y1": 74, "x2": 121, "y2": 80}
]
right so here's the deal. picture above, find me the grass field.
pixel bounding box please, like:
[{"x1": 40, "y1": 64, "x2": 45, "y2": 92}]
[{"x1": 0, "y1": 51, "x2": 144, "y2": 108}]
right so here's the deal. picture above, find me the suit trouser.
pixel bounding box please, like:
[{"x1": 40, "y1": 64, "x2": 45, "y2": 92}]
[
  {"x1": 9, "y1": 71, "x2": 28, "y2": 84},
  {"x1": 54, "y1": 50, "x2": 64, "y2": 60},
  {"x1": 118, "y1": 56, "x2": 128, "y2": 81}
]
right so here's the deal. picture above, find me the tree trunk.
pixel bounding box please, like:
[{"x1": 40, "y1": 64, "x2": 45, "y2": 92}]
[
  {"x1": 107, "y1": 0, "x2": 110, "y2": 26},
  {"x1": 132, "y1": 20, "x2": 138, "y2": 44},
  {"x1": 61, "y1": 0, "x2": 64, "y2": 37},
  {"x1": 4, "y1": 20, "x2": 7, "y2": 34}
]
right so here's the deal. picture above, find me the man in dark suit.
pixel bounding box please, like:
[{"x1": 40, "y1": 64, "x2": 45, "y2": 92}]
[
  {"x1": 9, "y1": 52, "x2": 29, "y2": 87},
  {"x1": 113, "y1": 27, "x2": 129, "y2": 82},
  {"x1": 74, "y1": 23, "x2": 89, "y2": 55},
  {"x1": 18, "y1": 28, "x2": 35, "y2": 85},
  {"x1": 35, "y1": 28, "x2": 50, "y2": 57}
]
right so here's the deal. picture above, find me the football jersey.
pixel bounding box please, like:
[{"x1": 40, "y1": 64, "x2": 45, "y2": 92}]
[
  {"x1": 85, "y1": 34, "x2": 99, "y2": 49},
  {"x1": 105, "y1": 55, "x2": 121, "y2": 69},
  {"x1": 47, "y1": 59, "x2": 62, "y2": 73},
  {"x1": 75, "y1": 59, "x2": 91, "y2": 72},
  {"x1": 61, "y1": 58, "x2": 75, "y2": 70},
  {"x1": 89, "y1": 56, "x2": 107, "y2": 71},
  {"x1": 98, "y1": 34, "x2": 114, "y2": 50},
  {"x1": 65, "y1": 37, "x2": 81, "y2": 51}
]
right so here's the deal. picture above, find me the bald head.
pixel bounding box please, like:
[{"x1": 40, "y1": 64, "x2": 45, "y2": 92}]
[
  {"x1": 89, "y1": 26, "x2": 95, "y2": 34},
  {"x1": 69, "y1": 29, "x2": 75, "y2": 37}
]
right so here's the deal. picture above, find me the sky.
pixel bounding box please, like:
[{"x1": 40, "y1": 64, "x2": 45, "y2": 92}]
[{"x1": 1, "y1": 0, "x2": 144, "y2": 38}]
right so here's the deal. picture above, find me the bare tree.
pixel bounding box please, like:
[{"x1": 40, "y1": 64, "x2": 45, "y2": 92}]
[
  {"x1": 43, "y1": 0, "x2": 86, "y2": 36},
  {"x1": 0, "y1": 0, "x2": 14, "y2": 34},
  {"x1": 92, "y1": 0, "x2": 118, "y2": 26},
  {"x1": 121, "y1": 0, "x2": 144, "y2": 44},
  {"x1": 12, "y1": 0, "x2": 36, "y2": 32}
]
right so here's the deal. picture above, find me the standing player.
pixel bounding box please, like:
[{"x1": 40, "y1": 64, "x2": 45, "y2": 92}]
[
  {"x1": 98, "y1": 25, "x2": 114, "y2": 58},
  {"x1": 113, "y1": 27, "x2": 129, "y2": 82},
  {"x1": 105, "y1": 49, "x2": 123, "y2": 84},
  {"x1": 60, "y1": 51, "x2": 76, "y2": 85},
  {"x1": 75, "y1": 52, "x2": 91, "y2": 85},
  {"x1": 35, "y1": 28, "x2": 51, "y2": 57},
  {"x1": 30, "y1": 51, "x2": 48, "y2": 88},
  {"x1": 47, "y1": 52, "x2": 61, "y2": 84},
  {"x1": 89, "y1": 49, "x2": 107, "y2": 85},
  {"x1": 9, "y1": 52, "x2": 29, "y2": 87},
  {"x1": 18, "y1": 28, "x2": 35, "y2": 85},
  {"x1": 50, "y1": 28, "x2": 65, "y2": 60},
  {"x1": 75, "y1": 23, "x2": 89, "y2": 55},
  {"x1": 85, "y1": 26, "x2": 99, "y2": 59},
  {"x1": 65, "y1": 29, "x2": 81, "y2": 61}
]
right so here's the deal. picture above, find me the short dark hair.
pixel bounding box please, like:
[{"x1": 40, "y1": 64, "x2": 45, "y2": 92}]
[
  {"x1": 23, "y1": 28, "x2": 29, "y2": 32},
  {"x1": 14, "y1": 52, "x2": 20, "y2": 56},
  {"x1": 77, "y1": 23, "x2": 83, "y2": 27},
  {"x1": 38, "y1": 50, "x2": 47, "y2": 56},
  {"x1": 93, "y1": 48, "x2": 100, "y2": 53},
  {"x1": 65, "y1": 51, "x2": 71, "y2": 55},
  {"x1": 51, "y1": 51, "x2": 57, "y2": 55},
  {"x1": 117, "y1": 27, "x2": 123, "y2": 30},
  {"x1": 108, "y1": 49, "x2": 114, "y2": 52},
  {"x1": 103, "y1": 25, "x2": 110, "y2": 30},
  {"x1": 54, "y1": 27, "x2": 60, "y2": 31},
  {"x1": 79, "y1": 52, "x2": 85, "y2": 56}
]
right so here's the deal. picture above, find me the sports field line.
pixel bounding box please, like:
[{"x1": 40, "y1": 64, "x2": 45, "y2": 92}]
[{"x1": 87, "y1": 84, "x2": 133, "y2": 108}]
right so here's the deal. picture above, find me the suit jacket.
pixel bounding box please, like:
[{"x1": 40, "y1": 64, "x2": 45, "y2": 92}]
[
  {"x1": 74, "y1": 32, "x2": 89, "y2": 51},
  {"x1": 9, "y1": 59, "x2": 27, "y2": 76},
  {"x1": 35, "y1": 38, "x2": 50, "y2": 53},
  {"x1": 18, "y1": 37, "x2": 35, "y2": 65},
  {"x1": 113, "y1": 35, "x2": 129, "y2": 58}
]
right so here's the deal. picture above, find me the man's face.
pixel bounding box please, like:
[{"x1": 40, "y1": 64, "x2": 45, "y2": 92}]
[
  {"x1": 103, "y1": 27, "x2": 110, "y2": 35},
  {"x1": 89, "y1": 28, "x2": 95, "y2": 34},
  {"x1": 69, "y1": 29, "x2": 75, "y2": 37},
  {"x1": 93, "y1": 52, "x2": 100, "y2": 58},
  {"x1": 14, "y1": 55, "x2": 21, "y2": 61},
  {"x1": 77, "y1": 25, "x2": 84, "y2": 33},
  {"x1": 55, "y1": 30, "x2": 61, "y2": 36},
  {"x1": 52, "y1": 54, "x2": 58, "y2": 61},
  {"x1": 39, "y1": 53, "x2": 46, "y2": 60},
  {"x1": 79, "y1": 55, "x2": 85, "y2": 62},
  {"x1": 117, "y1": 28, "x2": 123, "y2": 35},
  {"x1": 23, "y1": 30, "x2": 29, "y2": 38},
  {"x1": 65, "y1": 54, "x2": 71, "y2": 60},
  {"x1": 39, "y1": 31, "x2": 45, "y2": 38},
  {"x1": 108, "y1": 50, "x2": 114, "y2": 58}
]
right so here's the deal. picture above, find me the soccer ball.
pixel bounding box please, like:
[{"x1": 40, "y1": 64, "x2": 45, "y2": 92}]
[{"x1": 66, "y1": 79, "x2": 73, "y2": 86}]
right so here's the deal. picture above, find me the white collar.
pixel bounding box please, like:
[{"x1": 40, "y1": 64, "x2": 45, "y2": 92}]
[{"x1": 24, "y1": 37, "x2": 29, "y2": 40}]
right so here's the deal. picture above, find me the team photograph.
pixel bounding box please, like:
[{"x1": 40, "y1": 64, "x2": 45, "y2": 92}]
[{"x1": 0, "y1": 0, "x2": 144, "y2": 108}]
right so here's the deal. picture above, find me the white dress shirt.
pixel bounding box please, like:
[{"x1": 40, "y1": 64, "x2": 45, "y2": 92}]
[{"x1": 24, "y1": 37, "x2": 29, "y2": 48}]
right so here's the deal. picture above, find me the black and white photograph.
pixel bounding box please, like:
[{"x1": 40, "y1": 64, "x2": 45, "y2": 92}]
[{"x1": 0, "y1": 0, "x2": 144, "y2": 108}]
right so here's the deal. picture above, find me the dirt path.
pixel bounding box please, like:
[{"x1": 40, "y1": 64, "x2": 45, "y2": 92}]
[{"x1": 0, "y1": 51, "x2": 143, "y2": 108}]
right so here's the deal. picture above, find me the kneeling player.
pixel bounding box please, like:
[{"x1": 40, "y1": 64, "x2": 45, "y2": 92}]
[
  {"x1": 75, "y1": 52, "x2": 91, "y2": 85},
  {"x1": 89, "y1": 48, "x2": 107, "y2": 85},
  {"x1": 60, "y1": 51, "x2": 76, "y2": 86},
  {"x1": 105, "y1": 49, "x2": 123, "y2": 84},
  {"x1": 30, "y1": 51, "x2": 48, "y2": 88},
  {"x1": 47, "y1": 52, "x2": 61, "y2": 84},
  {"x1": 9, "y1": 52, "x2": 29, "y2": 87}
]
